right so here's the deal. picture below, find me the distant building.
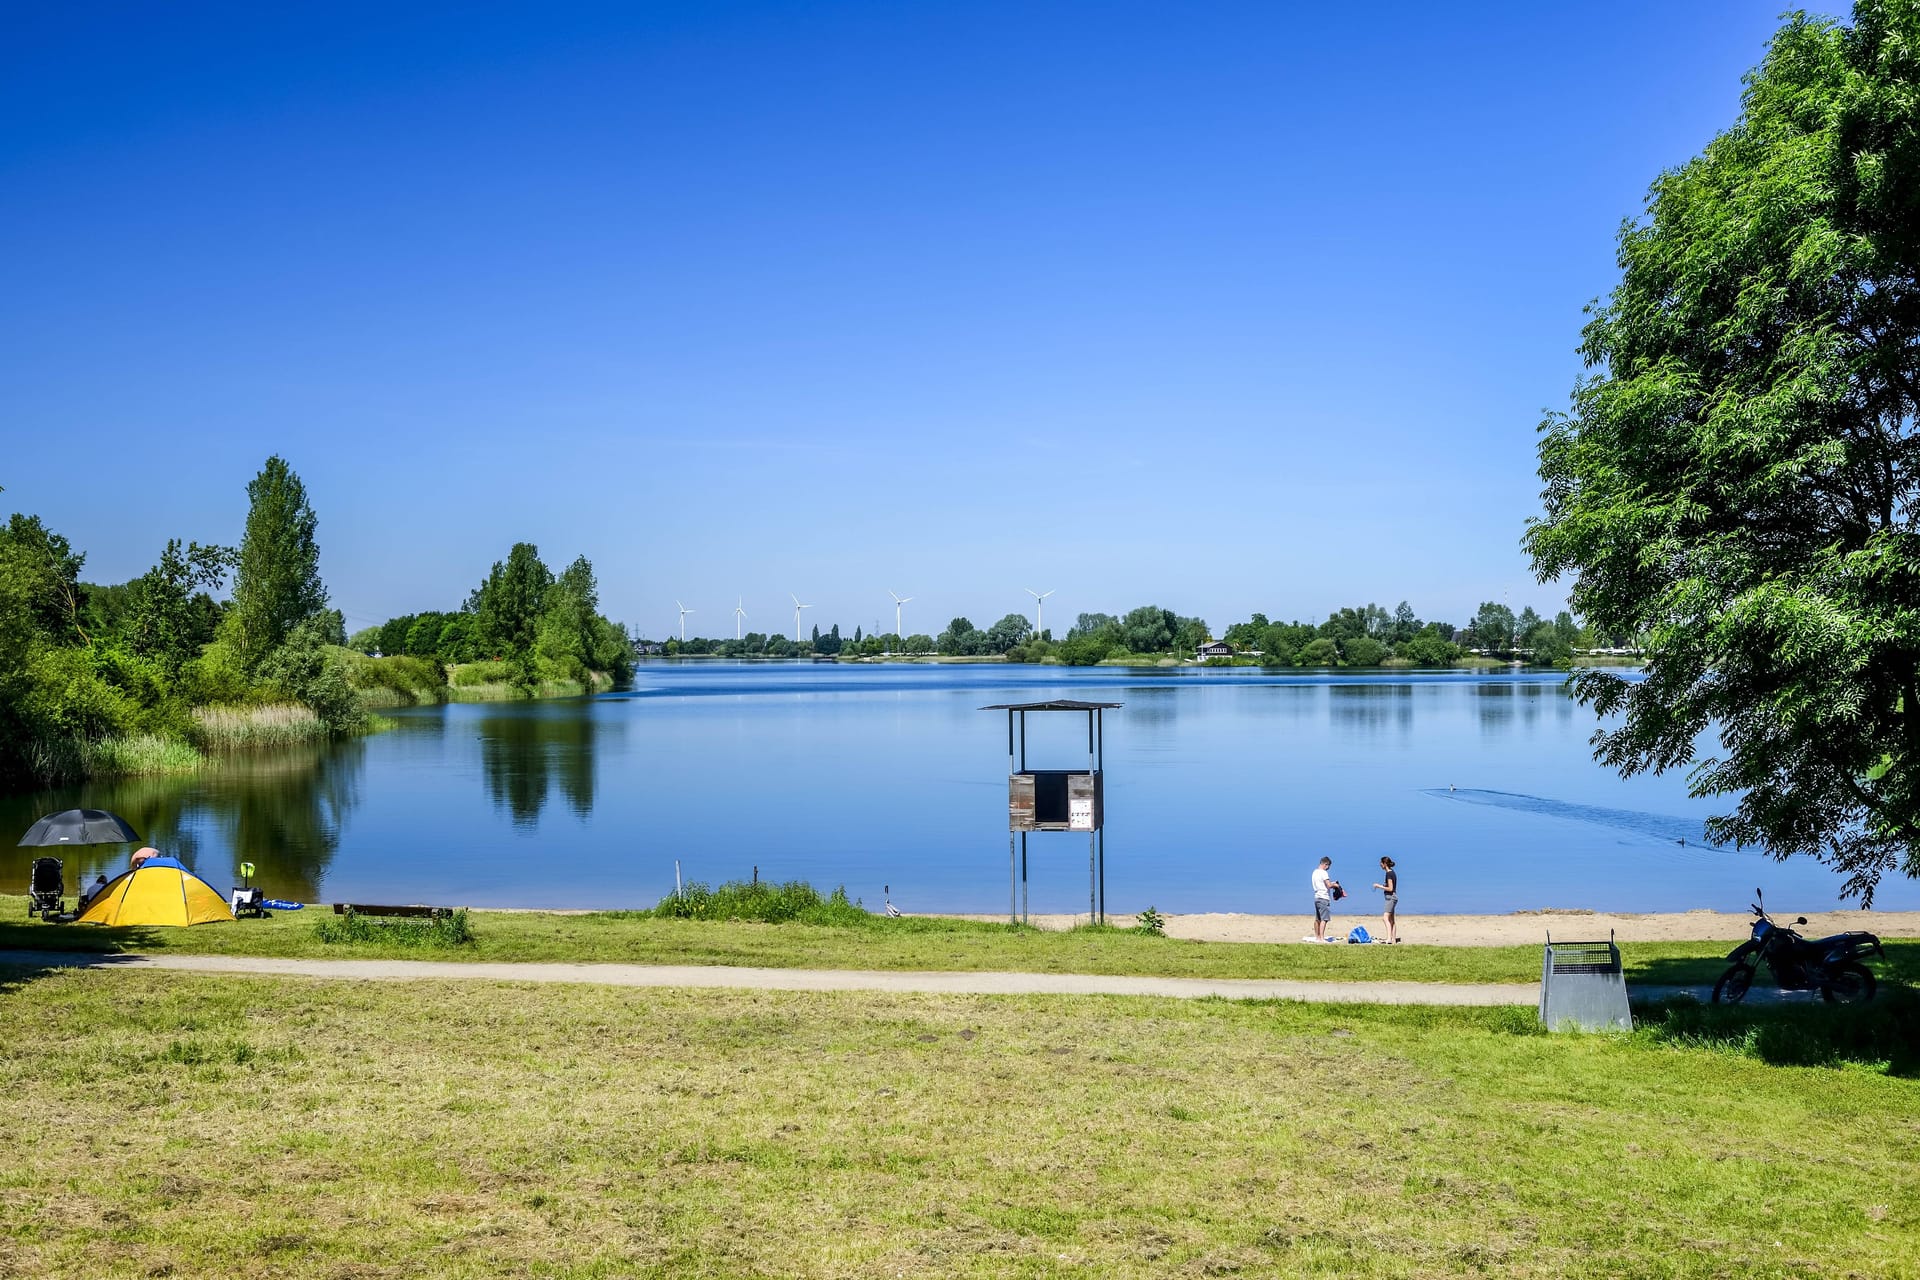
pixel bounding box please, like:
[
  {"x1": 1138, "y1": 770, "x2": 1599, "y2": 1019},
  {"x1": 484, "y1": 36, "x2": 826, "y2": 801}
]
[{"x1": 1196, "y1": 640, "x2": 1234, "y2": 660}]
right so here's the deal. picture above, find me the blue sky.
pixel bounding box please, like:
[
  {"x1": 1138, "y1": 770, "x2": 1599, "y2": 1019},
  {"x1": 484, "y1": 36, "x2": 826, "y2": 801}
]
[{"x1": 0, "y1": 1, "x2": 1821, "y2": 641}]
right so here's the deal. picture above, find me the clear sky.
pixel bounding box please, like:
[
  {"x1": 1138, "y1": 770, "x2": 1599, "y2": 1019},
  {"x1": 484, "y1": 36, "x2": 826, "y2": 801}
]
[{"x1": 0, "y1": 1, "x2": 1826, "y2": 641}]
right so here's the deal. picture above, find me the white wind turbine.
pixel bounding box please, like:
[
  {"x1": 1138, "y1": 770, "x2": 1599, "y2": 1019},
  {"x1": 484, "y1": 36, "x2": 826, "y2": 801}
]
[
  {"x1": 675, "y1": 600, "x2": 695, "y2": 642},
  {"x1": 1026, "y1": 588, "x2": 1055, "y2": 637},
  {"x1": 733, "y1": 597, "x2": 747, "y2": 640},
  {"x1": 888, "y1": 589, "x2": 913, "y2": 638},
  {"x1": 790, "y1": 593, "x2": 813, "y2": 642}
]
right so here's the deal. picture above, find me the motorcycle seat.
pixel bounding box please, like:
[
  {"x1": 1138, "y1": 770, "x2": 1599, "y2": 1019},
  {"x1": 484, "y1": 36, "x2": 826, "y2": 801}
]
[{"x1": 1807, "y1": 930, "x2": 1877, "y2": 949}]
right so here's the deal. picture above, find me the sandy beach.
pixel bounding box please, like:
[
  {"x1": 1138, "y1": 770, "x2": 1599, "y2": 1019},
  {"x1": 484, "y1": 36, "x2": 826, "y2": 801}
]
[{"x1": 938, "y1": 908, "x2": 1920, "y2": 946}]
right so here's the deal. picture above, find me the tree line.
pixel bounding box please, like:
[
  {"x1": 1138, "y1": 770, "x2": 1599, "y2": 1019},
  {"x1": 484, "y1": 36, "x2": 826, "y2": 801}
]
[
  {"x1": 348, "y1": 543, "x2": 633, "y2": 691},
  {"x1": 649, "y1": 599, "x2": 1628, "y2": 666},
  {"x1": 0, "y1": 457, "x2": 354, "y2": 788}
]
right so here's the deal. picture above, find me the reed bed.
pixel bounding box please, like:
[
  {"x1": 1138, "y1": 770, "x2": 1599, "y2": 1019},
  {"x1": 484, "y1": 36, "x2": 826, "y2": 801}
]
[
  {"x1": 83, "y1": 733, "x2": 205, "y2": 776},
  {"x1": 191, "y1": 703, "x2": 327, "y2": 751}
]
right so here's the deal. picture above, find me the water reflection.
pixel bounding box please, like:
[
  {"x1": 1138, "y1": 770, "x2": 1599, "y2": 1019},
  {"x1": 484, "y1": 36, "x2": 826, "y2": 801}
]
[
  {"x1": 477, "y1": 703, "x2": 603, "y2": 826},
  {"x1": 1329, "y1": 683, "x2": 1413, "y2": 734},
  {"x1": 0, "y1": 741, "x2": 361, "y2": 902}
]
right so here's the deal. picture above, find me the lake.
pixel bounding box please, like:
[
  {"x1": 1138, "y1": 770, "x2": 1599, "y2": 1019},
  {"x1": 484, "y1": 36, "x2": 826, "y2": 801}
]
[{"x1": 6, "y1": 663, "x2": 1914, "y2": 916}]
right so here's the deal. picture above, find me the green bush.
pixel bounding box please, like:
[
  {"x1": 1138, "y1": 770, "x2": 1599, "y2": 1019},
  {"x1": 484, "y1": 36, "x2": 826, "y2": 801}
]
[
  {"x1": 314, "y1": 907, "x2": 475, "y2": 948},
  {"x1": 340, "y1": 650, "x2": 447, "y2": 706},
  {"x1": 451, "y1": 660, "x2": 515, "y2": 688},
  {"x1": 653, "y1": 879, "x2": 869, "y2": 925}
]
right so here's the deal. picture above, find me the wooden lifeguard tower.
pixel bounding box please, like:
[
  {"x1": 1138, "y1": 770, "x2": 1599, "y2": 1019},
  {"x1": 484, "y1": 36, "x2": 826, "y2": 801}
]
[{"x1": 981, "y1": 699, "x2": 1120, "y2": 925}]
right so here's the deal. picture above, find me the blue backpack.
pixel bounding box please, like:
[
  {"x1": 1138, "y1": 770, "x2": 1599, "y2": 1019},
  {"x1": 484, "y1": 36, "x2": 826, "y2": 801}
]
[{"x1": 1347, "y1": 926, "x2": 1372, "y2": 944}]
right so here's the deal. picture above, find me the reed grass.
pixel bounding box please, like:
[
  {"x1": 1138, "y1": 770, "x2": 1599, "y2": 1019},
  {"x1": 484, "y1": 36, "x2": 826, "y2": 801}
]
[
  {"x1": 190, "y1": 703, "x2": 327, "y2": 751},
  {"x1": 82, "y1": 733, "x2": 205, "y2": 776}
]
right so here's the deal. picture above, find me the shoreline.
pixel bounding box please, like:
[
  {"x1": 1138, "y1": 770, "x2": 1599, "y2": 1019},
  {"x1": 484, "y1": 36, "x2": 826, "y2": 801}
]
[{"x1": 925, "y1": 908, "x2": 1920, "y2": 946}]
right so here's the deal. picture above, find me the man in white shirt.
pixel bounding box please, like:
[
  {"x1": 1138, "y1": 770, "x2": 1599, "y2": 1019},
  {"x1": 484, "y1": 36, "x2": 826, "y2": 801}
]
[{"x1": 1311, "y1": 857, "x2": 1339, "y2": 941}]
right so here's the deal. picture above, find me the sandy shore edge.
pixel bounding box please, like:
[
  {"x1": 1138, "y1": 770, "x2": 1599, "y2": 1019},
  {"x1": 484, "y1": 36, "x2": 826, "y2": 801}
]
[{"x1": 927, "y1": 909, "x2": 1920, "y2": 946}]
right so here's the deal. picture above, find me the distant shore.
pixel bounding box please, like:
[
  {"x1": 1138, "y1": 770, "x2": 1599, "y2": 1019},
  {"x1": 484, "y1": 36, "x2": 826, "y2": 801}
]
[{"x1": 930, "y1": 908, "x2": 1920, "y2": 946}]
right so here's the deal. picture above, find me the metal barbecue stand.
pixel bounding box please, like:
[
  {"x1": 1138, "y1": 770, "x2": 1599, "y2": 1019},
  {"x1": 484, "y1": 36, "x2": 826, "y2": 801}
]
[{"x1": 1540, "y1": 930, "x2": 1632, "y2": 1031}]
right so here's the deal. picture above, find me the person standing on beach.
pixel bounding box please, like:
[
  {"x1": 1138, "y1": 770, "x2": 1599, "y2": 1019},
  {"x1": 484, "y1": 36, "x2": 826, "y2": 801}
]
[
  {"x1": 1372, "y1": 857, "x2": 1399, "y2": 944},
  {"x1": 1311, "y1": 857, "x2": 1338, "y2": 941}
]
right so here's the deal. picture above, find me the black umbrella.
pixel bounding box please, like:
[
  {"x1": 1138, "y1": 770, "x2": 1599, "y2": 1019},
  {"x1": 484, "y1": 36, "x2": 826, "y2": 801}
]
[{"x1": 17, "y1": 809, "x2": 141, "y2": 847}]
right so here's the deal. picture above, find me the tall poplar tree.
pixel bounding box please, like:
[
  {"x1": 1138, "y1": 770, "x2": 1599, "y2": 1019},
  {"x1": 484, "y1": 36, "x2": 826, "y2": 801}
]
[{"x1": 226, "y1": 456, "x2": 328, "y2": 669}]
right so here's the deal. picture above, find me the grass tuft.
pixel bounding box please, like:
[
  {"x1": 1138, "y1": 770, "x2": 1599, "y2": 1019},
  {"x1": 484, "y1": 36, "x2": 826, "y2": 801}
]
[
  {"x1": 313, "y1": 907, "x2": 476, "y2": 948},
  {"x1": 652, "y1": 879, "x2": 870, "y2": 925}
]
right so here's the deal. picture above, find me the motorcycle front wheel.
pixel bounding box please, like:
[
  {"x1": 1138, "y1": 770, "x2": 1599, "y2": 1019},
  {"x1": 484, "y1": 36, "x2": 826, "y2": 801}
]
[
  {"x1": 1820, "y1": 963, "x2": 1876, "y2": 1004},
  {"x1": 1712, "y1": 964, "x2": 1754, "y2": 1004}
]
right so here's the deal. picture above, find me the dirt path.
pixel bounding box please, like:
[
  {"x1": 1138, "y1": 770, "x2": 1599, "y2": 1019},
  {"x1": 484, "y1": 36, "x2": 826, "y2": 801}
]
[
  {"x1": 2, "y1": 950, "x2": 1542, "y2": 1005},
  {"x1": 0, "y1": 949, "x2": 1813, "y2": 1006}
]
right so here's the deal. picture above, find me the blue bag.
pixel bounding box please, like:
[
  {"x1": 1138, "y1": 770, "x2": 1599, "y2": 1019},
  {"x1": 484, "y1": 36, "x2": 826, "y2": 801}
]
[{"x1": 1347, "y1": 925, "x2": 1372, "y2": 944}]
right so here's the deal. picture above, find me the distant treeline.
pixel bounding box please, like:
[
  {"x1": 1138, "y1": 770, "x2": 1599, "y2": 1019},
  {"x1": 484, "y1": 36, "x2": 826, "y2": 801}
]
[
  {"x1": 650, "y1": 600, "x2": 1631, "y2": 666},
  {"x1": 348, "y1": 544, "x2": 634, "y2": 690}
]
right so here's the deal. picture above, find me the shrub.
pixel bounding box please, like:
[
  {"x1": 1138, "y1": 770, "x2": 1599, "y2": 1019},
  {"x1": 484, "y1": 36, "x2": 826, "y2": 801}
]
[
  {"x1": 653, "y1": 879, "x2": 869, "y2": 925},
  {"x1": 451, "y1": 660, "x2": 515, "y2": 688},
  {"x1": 314, "y1": 907, "x2": 475, "y2": 948},
  {"x1": 340, "y1": 651, "x2": 446, "y2": 706},
  {"x1": 1133, "y1": 906, "x2": 1167, "y2": 937}
]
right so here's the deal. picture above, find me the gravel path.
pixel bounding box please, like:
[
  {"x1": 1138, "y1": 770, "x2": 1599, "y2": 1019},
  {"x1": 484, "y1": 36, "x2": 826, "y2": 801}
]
[
  {"x1": 2, "y1": 950, "x2": 1539, "y2": 1005},
  {"x1": 0, "y1": 950, "x2": 1805, "y2": 1006}
]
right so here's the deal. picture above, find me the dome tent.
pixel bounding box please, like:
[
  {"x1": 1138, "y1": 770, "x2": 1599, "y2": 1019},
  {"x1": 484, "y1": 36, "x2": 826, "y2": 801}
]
[{"x1": 75, "y1": 856, "x2": 234, "y2": 928}]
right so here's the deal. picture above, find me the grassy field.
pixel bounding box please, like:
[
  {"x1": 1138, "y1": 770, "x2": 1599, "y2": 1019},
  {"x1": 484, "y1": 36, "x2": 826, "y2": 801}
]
[
  {"x1": 0, "y1": 967, "x2": 1912, "y2": 1279},
  {"x1": 4, "y1": 896, "x2": 1916, "y2": 988}
]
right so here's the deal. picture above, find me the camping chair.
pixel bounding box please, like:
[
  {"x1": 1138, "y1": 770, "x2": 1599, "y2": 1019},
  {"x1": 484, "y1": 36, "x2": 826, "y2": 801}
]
[
  {"x1": 230, "y1": 859, "x2": 266, "y2": 919},
  {"x1": 27, "y1": 857, "x2": 64, "y2": 920}
]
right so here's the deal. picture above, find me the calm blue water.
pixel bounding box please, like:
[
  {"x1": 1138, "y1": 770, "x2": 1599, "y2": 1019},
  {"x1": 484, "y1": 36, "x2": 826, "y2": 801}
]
[{"x1": 6, "y1": 663, "x2": 1914, "y2": 915}]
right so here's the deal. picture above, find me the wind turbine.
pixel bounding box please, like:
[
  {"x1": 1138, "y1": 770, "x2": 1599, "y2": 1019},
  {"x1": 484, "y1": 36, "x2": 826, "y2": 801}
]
[
  {"x1": 888, "y1": 589, "x2": 913, "y2": 638},
  {"x1": 1026, "y1": 588, "x2": 1055, "y2": 637},
  {"x1": 790, "y1": 593, "x2": 813, "y2": 642},
  {"x1": 733, "y1": 597, "x2": 747, "y2": 640},
  {"x1": 675, "y1": 600, "x2": 695, "y2": 642}
]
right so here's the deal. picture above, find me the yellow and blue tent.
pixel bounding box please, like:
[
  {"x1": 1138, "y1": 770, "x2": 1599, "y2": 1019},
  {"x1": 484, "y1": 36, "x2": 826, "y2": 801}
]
[{"x1": 75, "y1": 856, "x2": 234, "y2": 927}]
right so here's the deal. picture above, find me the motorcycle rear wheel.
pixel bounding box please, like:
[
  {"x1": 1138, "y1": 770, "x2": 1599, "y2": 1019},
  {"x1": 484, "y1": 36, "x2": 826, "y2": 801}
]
[
  {"x1": 1820, "y1": 963, "x2": 1875, "y2": 1004},
  {"x1": 1712, "y1": 964, "x2": 1754, "y2": 1005}
]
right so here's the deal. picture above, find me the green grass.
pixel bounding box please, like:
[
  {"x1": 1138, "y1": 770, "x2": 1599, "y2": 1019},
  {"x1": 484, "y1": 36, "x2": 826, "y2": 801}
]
[
  {"x1": 653, "y1": 878, "x2": 869, "y2": 924},
  {"x1": 4, "y1": 893, "x2": 1912, "y2": 986},
  {"x1": 313, "y1": 906, "x2": 475, "y2": 947},
  {"x1": 0, "y1": 969, "x2": 1913, "y2": 1278}
]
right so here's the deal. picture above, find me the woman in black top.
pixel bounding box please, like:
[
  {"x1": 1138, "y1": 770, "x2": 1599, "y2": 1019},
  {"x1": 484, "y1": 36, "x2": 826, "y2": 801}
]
[{"x1": 1372, "y1": 857, "x2": 1399, "y2": 944}]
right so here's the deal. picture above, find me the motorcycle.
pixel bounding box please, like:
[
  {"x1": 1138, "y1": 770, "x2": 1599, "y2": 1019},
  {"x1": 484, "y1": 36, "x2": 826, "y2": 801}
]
[{"x1": 1712, "y1": 888, "x2": 1884, "y2": 1004}]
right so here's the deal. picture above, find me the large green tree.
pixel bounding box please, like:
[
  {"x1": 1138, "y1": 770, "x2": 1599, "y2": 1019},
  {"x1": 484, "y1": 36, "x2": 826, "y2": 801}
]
[
  {"x1": 226, "y1": 456, "x2": 328, "y2": 668},
  {"x1": 471, "y1": 543, "x2": 554, "y2": 690},
  {"x1": 1526, "y1": 1, "x2": 1920, "y2": 901}
]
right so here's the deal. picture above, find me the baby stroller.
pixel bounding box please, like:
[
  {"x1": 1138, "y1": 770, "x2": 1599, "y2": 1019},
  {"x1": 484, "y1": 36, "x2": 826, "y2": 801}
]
[{"x1": 27, "y1": 857, "x2": 65, "y2": 920}]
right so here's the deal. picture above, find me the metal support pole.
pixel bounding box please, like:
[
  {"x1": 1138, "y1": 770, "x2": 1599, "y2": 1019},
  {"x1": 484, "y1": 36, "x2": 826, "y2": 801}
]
[
  {"x1": 1009, "y1": 831, "x2": 1016, "y2": 926},
  {"x1": 1096, "y1": 709, "x2": 1106, "y2": 925},
  {"x1": 1021, "y1": 831, "x2": 1029, "y2": 925},
  {"x1": 1089, "y1": 830, "x2": 1096, "y2": 924},
  {"x1": 1007, "y1": 709, "x2": 1016, "y2": 926},
  {"x1": 1019, "y1": 710, "x2": 1027, "y2": 772},
  {"x1": 1098, "y1": 827, "x2": 1106, "y2": 925}
]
